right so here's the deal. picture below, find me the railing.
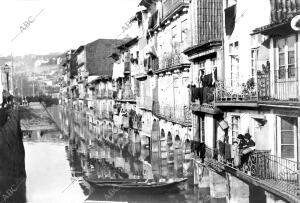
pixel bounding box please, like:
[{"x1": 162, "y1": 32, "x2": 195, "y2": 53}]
[
  {"x1": 204, "y1": 146, "x2": 300, "y2": 199},
  {"x1": 270, "y1": 0, "x2": 300, "y2": 23},
  {"x1": 116, "y1": 89, "x2": 136, "y2": 101},
  {"x1": 190, "y1": 86, "x2": 215, "y2": 107},
  {"x1": 216, "y1": 69, "x2": 299, "y2": 103},
  {"x1": 160, "y1": 43, "x2": 189, "y2": 70},
  {"x1": 274, "y1": 68, "x2": 299, "y2": 101},
  {"x1": 216, "y1": 80, "x2": 258, "y2": 102},
  {"x1": 162, "y1": 0, "x2": 189, "y2": 20},
  {"x1": 148, "y1": 58, "x2": 159, "y2": 71},
  {"x1": 153, "y1": 101, "x2": 191, "y2": 125}
]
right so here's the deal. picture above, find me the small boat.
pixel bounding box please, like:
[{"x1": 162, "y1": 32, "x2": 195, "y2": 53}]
[{"x1": 83, "y1": 177, "x2": 187, "y2": 193}]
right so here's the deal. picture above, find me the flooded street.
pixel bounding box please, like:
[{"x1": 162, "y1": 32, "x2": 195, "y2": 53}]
[{"x1": 19, "y1": 103, "x2": 223, "y2": 203}]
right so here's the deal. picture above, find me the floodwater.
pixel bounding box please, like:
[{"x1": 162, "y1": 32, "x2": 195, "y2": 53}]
[{"x1": 15, "y1": 104, "x2": 226, "y2": 203}]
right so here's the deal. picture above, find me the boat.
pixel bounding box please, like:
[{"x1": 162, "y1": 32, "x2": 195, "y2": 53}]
[{"x1": 83, "y1": 177, "x2": 187, "y2": 193}]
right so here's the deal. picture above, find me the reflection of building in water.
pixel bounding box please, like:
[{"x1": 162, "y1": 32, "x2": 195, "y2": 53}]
[
  {"x1": 23, "y1": 129, "x2": 66, "y2": 143},
  {"x1": 58, "y1": 0, "x2": 194, "y2": 182}
]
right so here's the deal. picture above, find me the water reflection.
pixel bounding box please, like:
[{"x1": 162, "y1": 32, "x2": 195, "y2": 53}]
[{"x1": 61, "y1": 105, "x2": 223, "y2": 203}]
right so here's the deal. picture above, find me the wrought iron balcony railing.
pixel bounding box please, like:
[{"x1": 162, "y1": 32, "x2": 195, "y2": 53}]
[
  {"x1": 153, "y1": 101, "x2": 191, "y2": 125},
  {"x1": 115, "y1": 89, "x2": 136, "y2": 101},
  {"x1": 160, "y1": 43, "x2": 189, "y2": 71},
  {"x1": 204, "y1": 146, "x2": 300, "y2": 199},
  {"x1": 215, "y1": 80, "x2": 258, "y2": 102},
  {"x1": 216, "y1": 69, "x2": 299, "y2": 103}
]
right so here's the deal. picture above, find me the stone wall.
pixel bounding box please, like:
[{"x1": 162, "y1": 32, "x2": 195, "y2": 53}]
[{"x1": 0, "y1": 108, "x2": 26, "y2": 178}]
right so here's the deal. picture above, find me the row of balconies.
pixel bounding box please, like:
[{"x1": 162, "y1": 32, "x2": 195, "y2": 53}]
[
  {"x1": 190, "y1": 70, "x2": 299, "y2": 108},
  {"x1": 152, "y1": 101, "x2": 192, "y2": 126},
  {"x1": 93, "y1": 89, "x2": 113, "y2": 99}
]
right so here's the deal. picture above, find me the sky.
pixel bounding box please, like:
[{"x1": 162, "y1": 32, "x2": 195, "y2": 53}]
[{"x1": 0, "y1": 0, "x2": 140, "y2": 56}]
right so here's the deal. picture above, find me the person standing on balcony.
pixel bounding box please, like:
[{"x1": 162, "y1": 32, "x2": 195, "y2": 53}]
[
  {"x1": 237, "y1": 134, "x2": 246, "y2": 168},
  {"x1": 231, "y1": 140, "x2": 240, "y2": 167},
  {"x1": 240, "y1": 133, "x2": 256, "y2": 171},
  {"x1": 242, "y1": 133, "x2": 255, "y2": 154}
]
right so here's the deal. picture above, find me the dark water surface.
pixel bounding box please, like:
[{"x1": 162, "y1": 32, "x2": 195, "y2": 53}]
[{"x1": 17, "y1": 105, "x2": 225, "y2": 203}]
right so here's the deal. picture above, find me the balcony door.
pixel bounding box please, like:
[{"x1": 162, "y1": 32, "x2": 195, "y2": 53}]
[
  {"x1": 275, "y1": 35, "x2": 299, "y2": 100},
  {"x1": 277, "y1": 116, "x2": 298, "y2": 162}
]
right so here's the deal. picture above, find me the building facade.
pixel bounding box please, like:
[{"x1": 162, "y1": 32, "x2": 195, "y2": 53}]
[{"x1": 59, "y1": 0, "x2": 300, "y2": 202}]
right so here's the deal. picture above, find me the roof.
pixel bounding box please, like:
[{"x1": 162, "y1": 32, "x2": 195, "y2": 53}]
[
  {"x1": 116, "y1": 37, "x2": 139, "y2": 50},
  {"x1": 183, "y1": 40, "x2": 222, "y2": 56},
  {"x1": 139, "y1": 0, "x2": 155, "y2": 8},
  {"x1": 74, "y1": 46, "x2": 84, "y2": 54},
  {"x1": 252, "y1": 20, "x2": 296, "y2": 36},
  {"x1": 85, "y1": 39, "x2": 124, "y2": 77}
]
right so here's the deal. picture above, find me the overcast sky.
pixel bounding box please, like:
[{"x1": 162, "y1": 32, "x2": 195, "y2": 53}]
[{"x1": 0, "y1": 0, "x2": 140, "y2": 56}]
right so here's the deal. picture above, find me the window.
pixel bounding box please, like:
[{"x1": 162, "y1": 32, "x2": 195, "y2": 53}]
[
  {"x1": 280, "y1": 116, "x2": 297, "y2": 159},
  {"x1": 276, "y1": 35, "x2": 297, "y2": 80},
  {"x1": 251, "y1": 49, "x2": 257, "y2": 77},
  {"x1": 182, "y1": 77, "x2": 189, "y2": 86},
  {"x1": 229, "y1": 42, "x2": 239, "y2": 87},
  {"x1": 199, "y1": 115, "x2": 205, "y2": 142},
  {"x1": 174, "y1": 77, "x2": 179, "y2": 88},
  {"x1": 181, "y1": 20, "x2": 188, "y2": 42},
  {"x1": 231, "y1": 116, "x2": 240, "y2": 141},
  {"x1": 172, "y1": 26, "x2": 178, "y2": 43}
]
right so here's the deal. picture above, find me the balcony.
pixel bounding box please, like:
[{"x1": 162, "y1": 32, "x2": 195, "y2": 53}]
[
  {"x1": 215, "y1": 79, "x2": 258, "y2": 107},
  {"x1": 137, "y1": 96, "x2": 153, "y2": 111},
  {"x1": 115, "y1": 89, "x2": 136, "y2": 103},
  {"x1": 216, "y1": 70, "x2": 299, "y2": 106},
  {"x1": 156, "y1": 43, "x2": 190, "y2": 74},
  {"x1": 273, "y1": 68, "x2": 299, "y2": 101},
  {"x1": 190, "y1": 86, "x2": 221, "y2": 114},
  {"x1": 270, "y1": 0, "x2": 300, "y2": 23},
  {"x1": 133, "y1": 60, "x2": 147, "y2": 79},
  {"x1": 162, "y1": 0, "x2": 189, "y2": 22},
  {"x1": 201, "y1": 146, "x2": 300, "y2": 202},
  {"x1": 153, "y1": 101, "x2": 192, "y2": 126}
]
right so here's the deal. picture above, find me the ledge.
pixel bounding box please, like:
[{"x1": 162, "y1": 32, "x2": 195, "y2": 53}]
[
  {"x1": 153, "y1": 63, "x2": 190, "y2": 75},
  {"x1": 115, "y1": 99, "x2": 137, "y2": 103},
  {"x1": 152, "y1": 112, "x2": 192, "y2": 127},
  {"x1": 190, "y1": 103, "x2": 221, "y2": 114},
  {"x1": 193, "y1": 157, "x2": 299, "y2": 203}
]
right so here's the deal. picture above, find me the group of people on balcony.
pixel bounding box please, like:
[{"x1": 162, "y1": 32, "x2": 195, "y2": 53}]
[
  {"x1": 218, "y1": 133, "x2": 256, "y2": 170},
  {"x1": 232, "y1": 133, "x2": 256, "y2": 169},
  {"x1": 189, "y1": 69, "x2": 217, "y2": 105}
]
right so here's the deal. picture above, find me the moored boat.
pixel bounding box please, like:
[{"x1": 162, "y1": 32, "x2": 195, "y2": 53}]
[{"x1": 83, "y1": 177, "x2": 187, "y2": 193}]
